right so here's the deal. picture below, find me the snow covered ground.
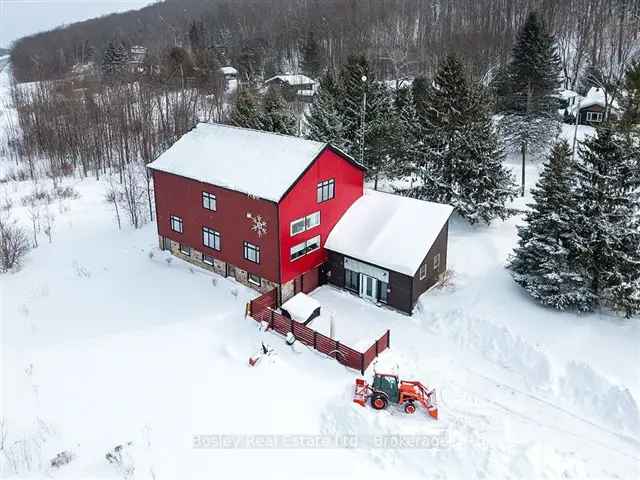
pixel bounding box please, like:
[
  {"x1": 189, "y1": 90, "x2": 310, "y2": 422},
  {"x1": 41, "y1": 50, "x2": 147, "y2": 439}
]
[{"x1": 1, "y1": 60, "x2": 639, "y2": 479}]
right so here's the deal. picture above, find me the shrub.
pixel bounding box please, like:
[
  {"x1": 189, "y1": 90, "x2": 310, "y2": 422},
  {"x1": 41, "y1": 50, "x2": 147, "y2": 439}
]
[{"x1": 0, "y1": 215, "x2": 30, "y2": 272}]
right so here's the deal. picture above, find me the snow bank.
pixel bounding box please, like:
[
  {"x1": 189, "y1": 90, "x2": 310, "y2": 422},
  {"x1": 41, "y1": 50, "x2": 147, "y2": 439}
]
[
  {"x1": 559, "y1": 361, "x2": 640, "y2": 438},
  {"x1": 426, "y1": 309, "x2": 552, "y2": 389}
]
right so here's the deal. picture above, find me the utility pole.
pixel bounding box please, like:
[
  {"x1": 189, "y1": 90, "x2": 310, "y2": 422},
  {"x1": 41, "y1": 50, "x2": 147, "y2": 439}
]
[{"x1": 360, "y1": 75, "x2": 367, "y2": 166}]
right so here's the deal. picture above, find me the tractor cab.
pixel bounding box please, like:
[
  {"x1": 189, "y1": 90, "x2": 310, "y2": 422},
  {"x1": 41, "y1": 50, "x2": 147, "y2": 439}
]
[{"x1": 372, "y1": 373, "x2": 399, "y2": 402}]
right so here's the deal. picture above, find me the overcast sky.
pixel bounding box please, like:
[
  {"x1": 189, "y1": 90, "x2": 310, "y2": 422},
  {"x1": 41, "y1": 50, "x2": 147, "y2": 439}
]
[{"x1": 0, "y1": 0, "x2": 157, "y2": 48}]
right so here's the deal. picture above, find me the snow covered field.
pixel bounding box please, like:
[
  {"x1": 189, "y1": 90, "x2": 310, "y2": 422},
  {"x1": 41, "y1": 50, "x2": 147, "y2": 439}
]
[{"x1": 1, "y1": 61, "x2": 639, "y2": 479}]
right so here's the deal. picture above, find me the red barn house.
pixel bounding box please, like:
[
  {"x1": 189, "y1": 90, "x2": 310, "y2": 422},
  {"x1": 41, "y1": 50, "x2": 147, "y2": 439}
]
[{"x1": 148, "y1": 123, "x2": 452, "y2": 314}]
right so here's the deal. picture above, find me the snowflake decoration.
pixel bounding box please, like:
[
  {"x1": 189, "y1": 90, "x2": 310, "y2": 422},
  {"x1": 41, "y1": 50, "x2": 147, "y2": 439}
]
[{"x1": 247, "y1": 212, "x2": 268, "y2": 237}]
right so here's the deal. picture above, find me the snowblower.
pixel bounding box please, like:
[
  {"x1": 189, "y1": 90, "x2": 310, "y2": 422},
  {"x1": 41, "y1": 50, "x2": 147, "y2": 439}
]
[{"x1": 353, "y1": 372, "x2": 438, "y2": 419}]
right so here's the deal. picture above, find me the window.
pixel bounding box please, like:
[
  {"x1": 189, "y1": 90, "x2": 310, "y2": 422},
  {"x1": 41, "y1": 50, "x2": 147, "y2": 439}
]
[
  {"x1": 290, "y1": 235, "x2": 321, "y2": 261},
  {"x1": 433, "y1": 253, "x2": 441, "y2": 271},
  {"x1": 243, "y1": 242, "x2": 260, "y2": 263},
  {"x1": 179, "y1": 244, "x2": 190, "y2": 256},
  {"x1": 345, "y1": 269, "x2": 360, "y2": 292},
  {"x1": 203, "y1": 255, "x2": 214, "y2": 266},
  {"x1": 419, "y1": 263, "x2": 427, "y2": 280},
  {"x1": 317, "y1": 179, "x2": 335, "y2": 203},
  {"x1": 290, "y1": 242, "x2": 307, "y2": 261},
  {"x1": 170, "y1": 215, "x2": 183, "y2": 233},
  {"x1": 305, "y1": 211, "x2": 320, "y2": 230},
  {"x1": 202, "y1": 227, "x2": 221, "y2": 250},
  {"x1": 290, "y1": 211, "x2": 321, "y2": 236},
  {"x1": 202, "y1": 192, "x2": 217, "y2": 211},
  {"x1": 378, "y1": 281, "x2": 388, "y2": 303},
  {"x1": 162, "y1": 236, "x2": 172, "y2": 250},
  {"x1": 290, "y1": 217, "x2": 306, "y2": 236},
  {"x1": 248, "y1": 273, "x2": 261, "y2": 286},
  {"x1": 586, "y1": 111, "x2": 603, "y2": 122}
]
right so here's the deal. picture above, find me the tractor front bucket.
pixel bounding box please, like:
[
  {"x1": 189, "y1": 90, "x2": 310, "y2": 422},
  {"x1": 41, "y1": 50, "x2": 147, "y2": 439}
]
[
  {"x1": 353, "y1": 378, "x2": 369, "y2": 406},
  {"x1": 426, "y1": 389, "x2": 438, "y2": 419}
]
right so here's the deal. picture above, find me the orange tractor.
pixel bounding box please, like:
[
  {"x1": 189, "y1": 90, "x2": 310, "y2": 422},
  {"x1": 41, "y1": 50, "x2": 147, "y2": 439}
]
[{"x1": 353, "y1": 372, "x2": 438, "y2": 419}]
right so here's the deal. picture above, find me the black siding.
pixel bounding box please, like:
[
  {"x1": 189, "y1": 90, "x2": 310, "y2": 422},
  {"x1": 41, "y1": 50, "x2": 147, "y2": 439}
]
[{"x1": 411, "y1": 220, "x2": 449, "y2": 306}]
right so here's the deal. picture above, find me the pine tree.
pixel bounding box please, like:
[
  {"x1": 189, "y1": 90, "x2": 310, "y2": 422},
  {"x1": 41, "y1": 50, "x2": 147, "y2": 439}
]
[
  {"x1": 621, "y1": 61, "x2": 640, "y2": 130},
  {"x1": 102, "y1": 40, "x2": 129, "y2": 82},
  {"x1": 306, "y1": 73, "x2": 347, "y2": 148},
  {"x1": 229, "y1": 88, "x2": 263, "y2": 130},
  {"x1": 410, "y1": 55, "x2": 517, "y2": 224},
  {"x1": 497, "y1": 11, "x2": 561, "y2": 196},
  {"x1": 300, "y1": 31, "x2": 323, "y2": 79},
  {"x1": 261, "y1": 86, "x2": 297, "y2": 135},
  {"x1": 508, "y1": 140, "x2": 589, "y2": 310},
  {"x1": 571, "y1": 127, "x2": 640, "y2": 317}
]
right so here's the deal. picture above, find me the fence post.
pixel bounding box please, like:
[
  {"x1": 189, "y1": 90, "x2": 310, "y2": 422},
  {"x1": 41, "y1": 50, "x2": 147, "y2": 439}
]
[
  {"x1": 270, "y1": 309, "x2": 274, "y2": 329},
  {"x1": 335, "y1": 340, "x2": 340, "y2": 359},
  {"x1": 386, "y1": 330, "x2": 390, "y2": 348},
  {"x1": 375, "y1": 339, "x2": 379, "y2": 356},
  {"x1": 360, "y1": 353, "x2": 365, "y2": 375},
  {"x1": 313, "y1": 331, "x2": 317, "y2": 349}
]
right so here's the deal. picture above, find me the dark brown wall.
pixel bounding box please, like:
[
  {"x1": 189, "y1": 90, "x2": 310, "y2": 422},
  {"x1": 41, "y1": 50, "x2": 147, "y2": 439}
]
[
  {"x1": 325, "y1": 250, "x2": 414, "y2": 315},
  {"x1": 578, "y1": 104, "x2": 606, "y2": 125},
  {"x1": 411, "y1": 220, "x2": 449, "y2": 305}
]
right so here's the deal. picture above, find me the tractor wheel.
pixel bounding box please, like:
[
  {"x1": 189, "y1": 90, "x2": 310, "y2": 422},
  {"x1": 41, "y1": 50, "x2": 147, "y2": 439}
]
[
  {"x1": 371, "y1": 394, "x2": 388, "y2": 410},
  {"x1": 404, "y1": 401, "x2": 416, "y2": 414}
]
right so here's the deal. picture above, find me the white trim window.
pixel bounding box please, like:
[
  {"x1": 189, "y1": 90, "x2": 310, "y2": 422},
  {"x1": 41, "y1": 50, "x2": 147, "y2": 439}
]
[
  {"x1": 203, "y1": 254, "x2": 214, "y2": 266},
  {"x1": 419, "y1": 263, "x2": 427, "y2": 280},
  {"x1": 248, "y1": 273, "x2": 261, "y2": 286},
  {"x1": 305, "y1": 211, "x2": 320, "y2": 230},
  {"x1": 170, "y1": 215, "x2": 183, "y2": 233},
  {"x1": 290, "y1": 217, "x2": 306, "y2": 236},
  {"x1": 290, "y1": 211, "x2": 321, "y2": 236},
  {"x1": 244, "y1": 241, "x2": 260, "y2": 263},
  {"x1": 202, "y1": 191, "x2": 217, "y2": 211},
  {"x1": 179, "y1": 244, "x2": 190, "y2": 256},
  {"x1": 202, "y1": 226, "x2": 221, "y2": 250},
  {"x1": 586, "y1": 111, "x2": 603, "y2": 122},
  {"x1": 433, "y1": 253, "x2": 441, "y2": 271},
  {"x1": 290, "y1": 235, "x2": 321, "y2": 261},
  {"x1": 317, "y1": 179, "x2": 335, "y2": 203}
]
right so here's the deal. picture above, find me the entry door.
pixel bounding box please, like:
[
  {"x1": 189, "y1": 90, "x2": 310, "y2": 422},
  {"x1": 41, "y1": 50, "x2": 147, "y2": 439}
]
[{"x1": 360, "y1": 274, "x2": 378, "y2": 302}]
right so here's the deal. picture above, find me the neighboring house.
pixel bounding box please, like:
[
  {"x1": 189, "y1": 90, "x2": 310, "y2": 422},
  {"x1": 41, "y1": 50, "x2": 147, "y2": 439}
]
[
  {"x1": 219, "y1": 66, "x2": 238, "y2": 91},
  {"x1": 569, "y1": 87, "x2": 619, "y2": 125},
  {"x1": 264, "y1": 74, "x2": 318, "y2": 102},
  {"x1": 148, "y1": 123, "x2": 452, "y2": 314}
]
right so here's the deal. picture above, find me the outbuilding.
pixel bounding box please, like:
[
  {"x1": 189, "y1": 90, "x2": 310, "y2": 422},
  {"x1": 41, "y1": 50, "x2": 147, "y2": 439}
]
[{"x1": 324, "y1": 190, "x2": 453, "y2": 314}]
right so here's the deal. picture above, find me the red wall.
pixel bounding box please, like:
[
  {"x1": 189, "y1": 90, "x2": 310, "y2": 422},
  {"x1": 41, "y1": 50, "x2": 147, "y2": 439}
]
[
  {"x1": 278, "y1": 148, "x2": 364, "y2": 284},
  {"x1": 153, "y1": 170, "x2": 280, "y2": 283}
]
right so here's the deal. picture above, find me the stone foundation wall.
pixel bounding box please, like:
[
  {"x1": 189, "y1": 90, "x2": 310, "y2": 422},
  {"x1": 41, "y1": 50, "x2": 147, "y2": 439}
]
[
  {"x1": 160, "y1": 235, "x2": 278, "y2": 296},
  {"x1": 281, "y1": 280, "x2": 295, "y2": 303}
]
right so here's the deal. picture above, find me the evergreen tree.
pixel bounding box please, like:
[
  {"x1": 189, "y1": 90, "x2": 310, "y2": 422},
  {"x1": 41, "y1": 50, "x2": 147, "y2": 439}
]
[
  {"x1": 261, "y1": 86, "x2": 297, "y2": 135},
  {"x1": 621, "y1": 60, "x2": 640, "y2": 130},
  {"x1": 497, "y1": 11, "x2": 561, "y2": 196},
  {"x1": 300, "y1": 31, "x2": 323, "y2": 79},
  {"x1": 411, "y1": 55, "x2": 517, "y2": 224},
  {"x1": 411, "y1": 76, "x2": 430, "y2": 117},
  {"x1": 388, "y1": 86, "x2": 419, "y2": 180},
  {"x1": 508, "y1": 140, "x2": 589, "y2": 310},
  {"x1": 571, "y1": 127, "x2": 640, "y2": 317},
  {"x1": 306, "y1": 73, "x2": 347, "y2": 148},
  {"x1": 102, "y1": 40, "x2": 128, "y2": 82},
  {"x1": 229, "y1": 88, "x2": 263, "y2": 130}
]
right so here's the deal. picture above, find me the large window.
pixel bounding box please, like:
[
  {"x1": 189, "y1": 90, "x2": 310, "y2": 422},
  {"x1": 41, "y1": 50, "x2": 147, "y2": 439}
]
[
  {"x1": 345, "y1": 269, "x2": 360, "y2": 292},
  {"x1": 170, "y1": 215, "x2": 183, "y2": 233},
  {"x1": 290, "y1": 235, "x2": 321, "y2": 261},
  {"x1": 202, "y1": 227, "x2": 221, "y2": 250},
  {"x1": 244, "y1": 241, "x2": 260, "y2": 263},
  {"x1": 290, "y1": 211, "x2": 321, "y2": 236},
  {"x1": 202, "y1": 192, "x2": 217, "y2": 211},
  {"x1": 317, "y1": 179, "x2": 335, "y2": 203}
]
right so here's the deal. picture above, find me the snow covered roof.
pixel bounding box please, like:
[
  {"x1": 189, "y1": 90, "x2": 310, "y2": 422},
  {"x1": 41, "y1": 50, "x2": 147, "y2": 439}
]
[
  {"x1": 265, "y1": 74, "x2": 316, "y2": 86},
  {"x1": 325, "y1": 190, "x2": 453, "y2": 276},
  {"x1": 281, "y1": 292, "x2": 321, "y2": 321},
  {"x1": 220, "y1": 66, "x2": 238, "y2": 75},
  {"x1": 147, "y1": 123, "x2": 328, "y2": 202}
]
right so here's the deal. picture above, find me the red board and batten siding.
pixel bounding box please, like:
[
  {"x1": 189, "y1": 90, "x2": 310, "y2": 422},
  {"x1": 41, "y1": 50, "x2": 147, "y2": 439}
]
[
  {"x1": 153, "y1": 170, "x2": 280, "y2": 283},
  {"x1": 277, "y1": 147, "x2": 365, "y2": 285}
]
